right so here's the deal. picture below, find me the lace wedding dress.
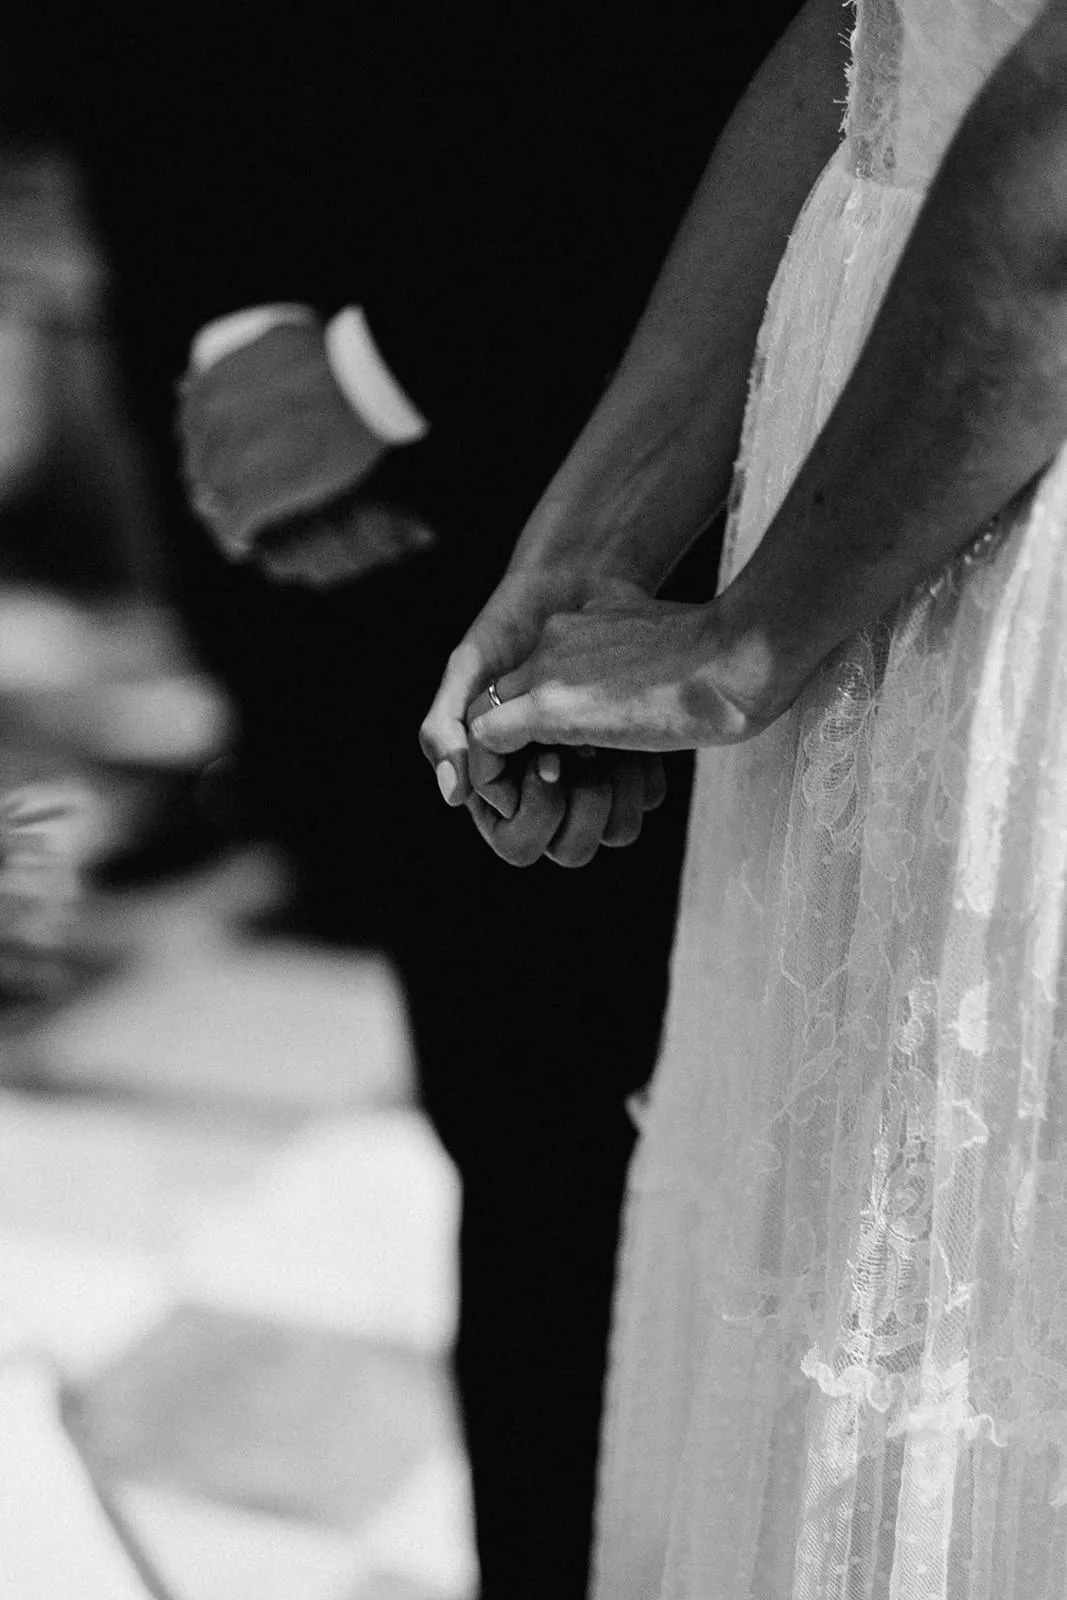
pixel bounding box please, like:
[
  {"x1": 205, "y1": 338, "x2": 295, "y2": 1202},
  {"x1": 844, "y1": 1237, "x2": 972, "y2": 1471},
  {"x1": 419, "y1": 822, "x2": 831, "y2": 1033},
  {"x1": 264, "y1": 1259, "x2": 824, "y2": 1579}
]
[{"x1": 592, "y1": 2, "x2": 1067, "y2": 1596}]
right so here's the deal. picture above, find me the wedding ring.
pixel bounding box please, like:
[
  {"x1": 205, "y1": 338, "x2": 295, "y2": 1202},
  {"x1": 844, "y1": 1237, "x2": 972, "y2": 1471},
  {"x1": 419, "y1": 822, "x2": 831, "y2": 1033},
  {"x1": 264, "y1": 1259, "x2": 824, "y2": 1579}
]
[{"x1": 486, "y1": 681, "x2": 503, "y2": 709}]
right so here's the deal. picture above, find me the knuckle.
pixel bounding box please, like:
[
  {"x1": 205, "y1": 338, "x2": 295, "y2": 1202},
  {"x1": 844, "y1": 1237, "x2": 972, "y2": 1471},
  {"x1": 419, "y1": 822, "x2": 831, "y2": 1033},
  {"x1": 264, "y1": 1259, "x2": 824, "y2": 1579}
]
[
  {"x1": 449, "y1": 641, "x2": 478, "y2": 677},
  {"x1": 539, "y1": 683, "x2": 586, "y2": 742},
  {"x1": 528, "y1": 684, "x2": 561, "y2": 734}
]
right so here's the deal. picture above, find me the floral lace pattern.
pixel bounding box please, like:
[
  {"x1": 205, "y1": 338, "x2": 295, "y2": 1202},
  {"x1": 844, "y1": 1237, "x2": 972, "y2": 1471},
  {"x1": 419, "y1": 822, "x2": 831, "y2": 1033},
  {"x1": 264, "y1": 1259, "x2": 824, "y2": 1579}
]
[{"x1": 593, "y1": 2, "x2": 1067, "y2": 1597}]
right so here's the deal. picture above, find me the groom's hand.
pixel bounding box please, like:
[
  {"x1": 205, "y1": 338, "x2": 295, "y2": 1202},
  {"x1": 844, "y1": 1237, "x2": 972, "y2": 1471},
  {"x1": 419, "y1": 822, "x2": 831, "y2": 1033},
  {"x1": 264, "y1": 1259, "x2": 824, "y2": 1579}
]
[
  {"x1": 180, "y1": 316, "x2": 434, "y2": 585},
  {"x1": 465, "y1": 690, "x2": 665, "y2": 868}
]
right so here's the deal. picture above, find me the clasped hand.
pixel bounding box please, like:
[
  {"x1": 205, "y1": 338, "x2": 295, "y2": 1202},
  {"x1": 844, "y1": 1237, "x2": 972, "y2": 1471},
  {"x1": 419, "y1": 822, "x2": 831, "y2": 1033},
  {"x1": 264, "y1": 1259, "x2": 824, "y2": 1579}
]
[{"x1": 421, "y1": 578, "x2": 758, "y2": 869}]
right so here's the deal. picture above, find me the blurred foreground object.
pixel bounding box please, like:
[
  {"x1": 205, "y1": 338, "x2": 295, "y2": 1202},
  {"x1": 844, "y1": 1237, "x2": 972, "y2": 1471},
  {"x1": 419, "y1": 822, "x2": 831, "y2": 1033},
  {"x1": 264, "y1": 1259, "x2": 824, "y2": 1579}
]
[
  {"x1": 0, "y1": 758, "x2": 106, "y2": 1015},
  {"x1": 0, "y1": 150, "x2": 102, "y2": 498},
  {"x1": 22, "y1": 846, "x2": 413, "y2": 1109},
  {"x1": 0, "y1": 149, "x2": 159, "y2": 595},
  {"x1": 0, "y1": 1312, "x2": 166, "y2": 1598},
  {"x1": 0, "y1": 588, "x2": 234, "y2": 1026},
  {"x1": 0, "y1": 588, "x2": 232, "y2": 769},
  {"x1": 0, "y1": 148, "x2": 233, "y2": 1025},
  {"x1": 0, "y1": 145, "x2": 232, "y2": 769}
]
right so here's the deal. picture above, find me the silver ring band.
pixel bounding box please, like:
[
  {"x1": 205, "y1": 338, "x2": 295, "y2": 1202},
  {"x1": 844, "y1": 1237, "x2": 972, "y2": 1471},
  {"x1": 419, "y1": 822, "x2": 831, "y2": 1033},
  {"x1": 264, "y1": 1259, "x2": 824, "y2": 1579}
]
[{"x1": 486, "y1": 681, "x2": 503, "y2": 709}]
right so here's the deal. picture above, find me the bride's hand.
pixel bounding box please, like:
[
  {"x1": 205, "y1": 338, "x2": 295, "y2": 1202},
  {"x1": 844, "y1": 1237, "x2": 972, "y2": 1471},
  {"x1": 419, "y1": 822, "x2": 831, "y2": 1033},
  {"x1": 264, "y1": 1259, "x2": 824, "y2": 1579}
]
[
  {"x1": 468, "y1": 598, "x2": 761, "y2": 756},
  {"x1": 419, "y1": 566, "x2": 652, "y2": 805}
]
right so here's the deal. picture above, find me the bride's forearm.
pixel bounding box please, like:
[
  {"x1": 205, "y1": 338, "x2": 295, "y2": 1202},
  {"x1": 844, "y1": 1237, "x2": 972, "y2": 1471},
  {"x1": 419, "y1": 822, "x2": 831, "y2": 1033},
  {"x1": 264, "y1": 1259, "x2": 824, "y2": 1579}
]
[
  {"x1": 505, "y1": 0, "x2": 847, "y2": 592},
  {"x1": 708, "y1": 0, "x2": 1067, "y2": 721}
]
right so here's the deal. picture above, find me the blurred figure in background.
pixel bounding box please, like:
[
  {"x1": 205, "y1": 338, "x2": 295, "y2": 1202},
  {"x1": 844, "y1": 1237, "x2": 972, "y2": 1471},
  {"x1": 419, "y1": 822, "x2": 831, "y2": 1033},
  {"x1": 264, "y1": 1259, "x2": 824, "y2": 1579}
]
[
  {"x1": 4, "y1": 6, "x2": 802, "y2": 1595},
  {"x1": 0, "y1": 146, "x2": 209, "y2": 1600},
  {"x1": 0, "y1": 147, "x2": 230, "y2": 1020}
]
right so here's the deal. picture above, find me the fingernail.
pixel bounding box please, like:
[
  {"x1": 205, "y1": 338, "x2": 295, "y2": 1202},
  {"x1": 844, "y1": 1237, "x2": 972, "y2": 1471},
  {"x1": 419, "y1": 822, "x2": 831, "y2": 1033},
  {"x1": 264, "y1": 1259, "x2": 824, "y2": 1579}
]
[
  {"x1": 537, "y1": 753, "x2": 561, "y2": 784},
  {"x1": 436, "y1": 760, "x2": 457, "y2": 802},
  {"x1": 470, "y1": 717, "x2": 487, "y2": 742}
]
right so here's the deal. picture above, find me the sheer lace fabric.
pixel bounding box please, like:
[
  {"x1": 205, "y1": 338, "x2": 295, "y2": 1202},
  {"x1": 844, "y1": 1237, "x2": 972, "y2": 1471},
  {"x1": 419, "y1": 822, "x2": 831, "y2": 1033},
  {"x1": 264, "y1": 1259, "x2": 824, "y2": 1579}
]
[{"x1": 592, "y1": 2, "x2": 1067, "y2": 1597}]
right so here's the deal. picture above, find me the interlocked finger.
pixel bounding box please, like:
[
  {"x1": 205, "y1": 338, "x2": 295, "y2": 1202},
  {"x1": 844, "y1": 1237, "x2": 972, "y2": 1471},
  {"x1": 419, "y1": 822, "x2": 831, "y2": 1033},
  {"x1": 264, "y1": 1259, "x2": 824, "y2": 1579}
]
[
  {"x1": 467, "y1": 757, "x2": 567, "y2": 866},
  {"x1": 545, "y1": 765, "x2": 614, "y2": 869},
  {"x1": 602, "y1": 756, "x2": 647, "y2": 849}
]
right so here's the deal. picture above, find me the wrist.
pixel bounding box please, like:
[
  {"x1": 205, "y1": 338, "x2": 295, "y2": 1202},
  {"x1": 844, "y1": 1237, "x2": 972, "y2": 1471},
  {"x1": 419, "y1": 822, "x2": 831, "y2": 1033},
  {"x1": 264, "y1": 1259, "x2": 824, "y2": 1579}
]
[
  {"x1": 509, "y1": 468, "x2": 722, "y2": 602},
  {"x1": 505, "y1": 493, "x2": 660, "y2": 601},
  {"x1": 697, "y1": 589, "x2": 806, "y2": 733}
]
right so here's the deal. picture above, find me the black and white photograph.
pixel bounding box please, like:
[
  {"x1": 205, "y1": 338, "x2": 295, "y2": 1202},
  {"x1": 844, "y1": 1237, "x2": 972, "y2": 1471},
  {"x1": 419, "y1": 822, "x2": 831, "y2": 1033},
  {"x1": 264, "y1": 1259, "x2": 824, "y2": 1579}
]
[{"x1": 2, "y1": 1, "x2": 1067, "y2": 1596}]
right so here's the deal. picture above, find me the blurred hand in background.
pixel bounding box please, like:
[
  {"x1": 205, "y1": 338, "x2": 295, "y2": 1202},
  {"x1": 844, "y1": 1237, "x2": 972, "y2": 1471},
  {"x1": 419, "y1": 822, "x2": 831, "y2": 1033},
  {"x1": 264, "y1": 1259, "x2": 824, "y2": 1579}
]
[{"x1": 180, "y1": 314, "x2": 435, "y2": 589}]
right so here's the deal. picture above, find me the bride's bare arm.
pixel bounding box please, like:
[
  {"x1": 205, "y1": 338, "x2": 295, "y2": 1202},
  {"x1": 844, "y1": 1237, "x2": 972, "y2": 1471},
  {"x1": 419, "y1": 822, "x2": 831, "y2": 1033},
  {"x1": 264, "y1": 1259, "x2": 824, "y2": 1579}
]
[
  {"x1": 422, "y1": 0, "x2": 848, "y2": 798},
  {"x1": 469, "y1": 0, "x2": 1067, "y2": 763},
  {"x1": 710, "y1": 0, "x2": 1067, "y2": 723},
  {"x1": 503, "y1": 0, "x2": 849, "y2": 593}
]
